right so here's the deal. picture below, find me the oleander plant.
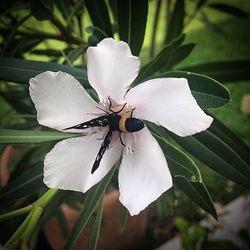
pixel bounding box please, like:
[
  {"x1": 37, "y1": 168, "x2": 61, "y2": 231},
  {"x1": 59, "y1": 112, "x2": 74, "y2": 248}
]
[{"x1": 0, "y1": 0, "x2": 250, "y2": 249}]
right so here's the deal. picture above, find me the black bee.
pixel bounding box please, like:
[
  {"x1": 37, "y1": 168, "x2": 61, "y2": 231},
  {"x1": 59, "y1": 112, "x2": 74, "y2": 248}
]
[{"x1": 64, "y1": 98, "x2": 144, "y2": 174}]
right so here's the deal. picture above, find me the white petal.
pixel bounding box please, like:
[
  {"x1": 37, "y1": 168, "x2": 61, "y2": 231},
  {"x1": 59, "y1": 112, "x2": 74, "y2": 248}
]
[
  {"x1": 87, "y1": 38, "x2": 140, "y2": 103},
  {"x1": 29, "y1": 71, "x2": 99, "y2": 131},
  {"x1": 118, "y1": 127, "x2": 172, "y2": 216},
  {"x1": 125, "y1": 78, "x2": 213, "y2": 137},
  {"x1": 44, "y1": 129, "x2": 122, "y2": 193}
]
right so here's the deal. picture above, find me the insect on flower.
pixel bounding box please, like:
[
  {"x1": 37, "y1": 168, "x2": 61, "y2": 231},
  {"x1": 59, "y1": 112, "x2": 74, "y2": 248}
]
[
  {"x1": 29, "y1": 38, "x2": 213, "y2": 215},
  {"x1": 63, "y1": 97, "x2": 144, "y2": 174}
]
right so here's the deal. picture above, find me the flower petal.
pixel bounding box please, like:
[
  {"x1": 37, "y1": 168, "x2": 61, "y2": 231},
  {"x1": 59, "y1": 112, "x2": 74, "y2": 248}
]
[
  {"x1": 87, "y1": 38, "x2": 140, "y2": 103},
  {"x1": 118, "y1": 127, "x2": 172, "y2": 216},
  {"x1": 44, "y1": 129, "x2": 122, "y2": 192},
  {"x1": 125, "y1": 78, "x2": 213, "y2": 137},
  {"x1": 29, "y1": 71, "x2": 99, "y2": 131}
]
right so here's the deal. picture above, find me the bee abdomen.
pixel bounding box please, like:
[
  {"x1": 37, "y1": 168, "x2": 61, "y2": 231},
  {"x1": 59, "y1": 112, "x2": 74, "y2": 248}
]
[{"x1": 121, "y1": 118, "x2": 144, "y2": 132}]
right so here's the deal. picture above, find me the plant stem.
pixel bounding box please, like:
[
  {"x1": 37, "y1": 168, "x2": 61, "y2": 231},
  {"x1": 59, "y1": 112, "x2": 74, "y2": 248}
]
[
  {"x1": 4, "y1": 189, "x2": 59, "y2": 249},
  {"x1": 5, "y1": 211, "x2": 33, "y2": 249},
  {"x1": 21, "y1": 206, "x2": 43, "y2": 243},
  {"x1": 36, "y1": 188, "x2": 59, "y2": 207},
  {"x1": 0, "y1": 205, "x2": 33, "y2": 222}
]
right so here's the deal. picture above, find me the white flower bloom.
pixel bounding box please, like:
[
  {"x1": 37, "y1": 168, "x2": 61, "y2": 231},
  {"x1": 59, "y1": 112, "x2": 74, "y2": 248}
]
[{"x1": 29, "y1": 38, "x2": 213, "y2": 216}]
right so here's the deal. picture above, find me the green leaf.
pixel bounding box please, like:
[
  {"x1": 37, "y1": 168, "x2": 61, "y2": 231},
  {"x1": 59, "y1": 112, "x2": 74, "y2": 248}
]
[
  {"x1": 154, "y1": 191, "x2": 174, "y2": 219},
  {"x1": 42, "y1": 190, "x2": 71, "y2": 221},
  {"x1": 170, "y1": 124, "x2": 250, "y2": 189},
  {"x1": 167, "y1": 43, "x2": 195, "y2": 69},
  {"x1": 88, "y1": 194, "x2": 104, "y2": 250},
  {"x1": 56, "y1": 208, "x2": 69, "y2": 239},
  {"x1": 55, "y1": 0, "x2": 71, "y2": 20},
  {"x1": 175, "y1": 177, "x2": 217, "y2": 219},
  {"x1": 164, "y1": 0, "x2": 185, "y2": 44},
  {"x1": 62, "y1": 44, "x2": 87, "y2": 65},
  {"x1": 31, "y1": 0, "x2": 53, "y2": 21},
  {"x1": 119, "y1": 204, "x2": 128, "y2": 233},
  {"x1": 0, "y1": 164, "x2": 43, "y2": 205},
  {"x1": 151, "y1": 130, "x2": 201, "y2": 182},
  {"x1": 1, "y1": 14, "x2": 31, "y2": 56},
  {"x1": 0, "y1": 84, "x2": 35, "y2": 115},
  {"x1": 210, "y1": 117, "x2": 250, "y2": 165},
  {"x1": 31, "y1": 49, "x2": 66, "y2": 57},
  {"x1": 64, "y1": 164, "x2": 117, "y2": 250},
  {"x1": 208, "y1": 3, "x2": 249, "y2": 18},
  {"x1": 9, "y1": 38, "x2": 43, "y2": 57},
  {"x1": 108, "y1": 0, "x2": 118, "y2": 22},
  {"x1": 85, "y1": 0, "x2": 113, "y2": 37},
  {"x1": 195, "y1": 0, "x2": 207, "y2": 10},
  {"x1": 153, "y1": 71, "x2": 230, "y2": 109},
  {"x1": 180, "y1": 60, "x2": 250, "y2": 83},
  {"x1": 86, "y1": 26, "x2": 107, "y2": 46},
  {"x1": 0, "y1": 129, "x2": 81, "y2": 144},
  {"x1": 134, "y1": 34, "x2": 185, "y2": 84},
  {"x1": 66, "y1": 0, "x2": 84, "y2": 25},
  {"x1": 0, "y1": 57, "x2": 89, "y2": 87},
  {"x1": 117, "y1": 0, "x2": 148, "y2": 56}
]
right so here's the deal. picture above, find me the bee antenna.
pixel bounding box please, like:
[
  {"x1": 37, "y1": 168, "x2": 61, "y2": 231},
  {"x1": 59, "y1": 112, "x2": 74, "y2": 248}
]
[{"x1": 96, "y1": 106, "x2": 110, "y2": 114}]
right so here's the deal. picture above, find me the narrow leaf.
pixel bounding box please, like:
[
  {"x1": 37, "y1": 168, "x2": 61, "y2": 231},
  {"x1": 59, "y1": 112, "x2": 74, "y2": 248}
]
[
  {"x1": 195, "y1": 0, "x2": 207, "y2": 10},
  {"x1": 31, "y1": 0, "x2": 53, "y2": 21},
  {"x1": 180, "y1": 60, "x2": 250, "y2": 83},
  {"x1": 167, "y1": 43, "x2": 195, "y2": 69},
  {"x1": 0, "y1": 164, "x2": 43, "y2": 204},
  {"x1": 86, "y1": 26, "x2": 107, "y2": 46},
  {"x1": 175, "y1": 177, "x2": 217, "y2": 219},
  {"x1": 170, "y1": 126, "x2": 250, "y2": 189},
  {"x1": 153, "y1": 71, "x2": 230, "y2": 109},
  {"x1": 208, "y1": 3, "x2": 249, "y2": 18},
  {"x1": 56, "y1": 208, "x2": 69, "y2": 239},
  {"x1": 88, "y1": 194, "x2": 104, "y2": 250},
  {"x1": 0, "y1": 57, "x2": 89, "y2": 87},
  {"x1": 55, "y1": 0, "x2": 71, "y2": 20},
  {"x1": 0, "y1": 129, "x2": 81, "y2": 144},
  {"x1": 64, "y1": 165, "x2": 117, "y2": 250},
  {"x1": 164, "y1": 0, "x2": 185, "y2": 44},
  {"x1": 119, "y1": 204, "x2": 128, "y2": 233},
  {"x1": 85, "y1": 0, "x2": 113, "y2": 37},
  {"x1": 117, "y1": 0, "x2": 148, "y2": 56},
  {"x1": 210, "y1": 117, "x2": 250, "y2": 165},
  {"x1": 134, "y1": 34, "x2": 185, "y2": 84},
  {"x1": 62, "y1": 44, "x2": 87, "y2": 65},
  {"x1": 66, "y1": 0, "x2": 84, "y2": 25},
  {"x1": 151, "y1": 129, "x2": 202, "y2": 182}
]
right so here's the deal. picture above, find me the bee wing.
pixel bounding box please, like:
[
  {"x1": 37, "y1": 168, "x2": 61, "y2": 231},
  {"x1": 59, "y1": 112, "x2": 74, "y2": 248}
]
[
  {"x1": 91, "y1": 129, "x2": 113, "y2": 174},
  {"x1": 63, "y1": 115, "x2": 109, "y2": 130}
]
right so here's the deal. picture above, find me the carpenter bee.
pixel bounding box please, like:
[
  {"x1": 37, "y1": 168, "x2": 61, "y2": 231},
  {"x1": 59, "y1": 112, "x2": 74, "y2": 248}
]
[{"x1": 64, "y1": 98, "x2": 144, "y2": 174}]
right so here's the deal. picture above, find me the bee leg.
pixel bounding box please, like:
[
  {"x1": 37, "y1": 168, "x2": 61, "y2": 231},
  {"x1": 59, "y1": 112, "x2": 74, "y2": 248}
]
[
  {"x1": 116, "y1": 103, "x2": 127, "y2": 113},
  {"x1": 130, "y1": 108, "x2": 136, "y2": 118},
  {"x1": 119, "y1": 133, "x2": 126, "y2": 147},
  {"x1": 108, "y1": 97, "x2": 113, "y2": 111}
]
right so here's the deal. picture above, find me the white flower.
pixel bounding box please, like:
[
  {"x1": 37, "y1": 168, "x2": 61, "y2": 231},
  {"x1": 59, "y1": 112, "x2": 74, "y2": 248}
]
[{"x1": 29, "y1": 38, "x2": 213, "y2": 216}]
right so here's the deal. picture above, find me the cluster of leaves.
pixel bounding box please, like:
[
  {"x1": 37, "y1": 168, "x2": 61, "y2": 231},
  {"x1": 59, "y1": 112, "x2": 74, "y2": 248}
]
[{"x1": 0, "y1": 0, "x2": 250, "y2": 249}]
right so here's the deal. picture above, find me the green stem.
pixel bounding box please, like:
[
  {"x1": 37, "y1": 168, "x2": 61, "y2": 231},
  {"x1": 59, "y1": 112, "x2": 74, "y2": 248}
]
[
  {"x1": 4, "y1": 189, "x2": 59, "y2": 249},
  {"x1": 5, "y1": 211, "x2": 33, "y2": 249},
  {"x1": 29, "y1": 221, "x2": 40, "y2": 250},
  {"x1": 0, "y1": 205, "x2": 33, "y2": 222},
  {"x1": 35, "y1": 188, "x2": 59, "y2": 207},
  {"x1": 21, "y1": 206, "x2": 43, "y2": 243}
]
